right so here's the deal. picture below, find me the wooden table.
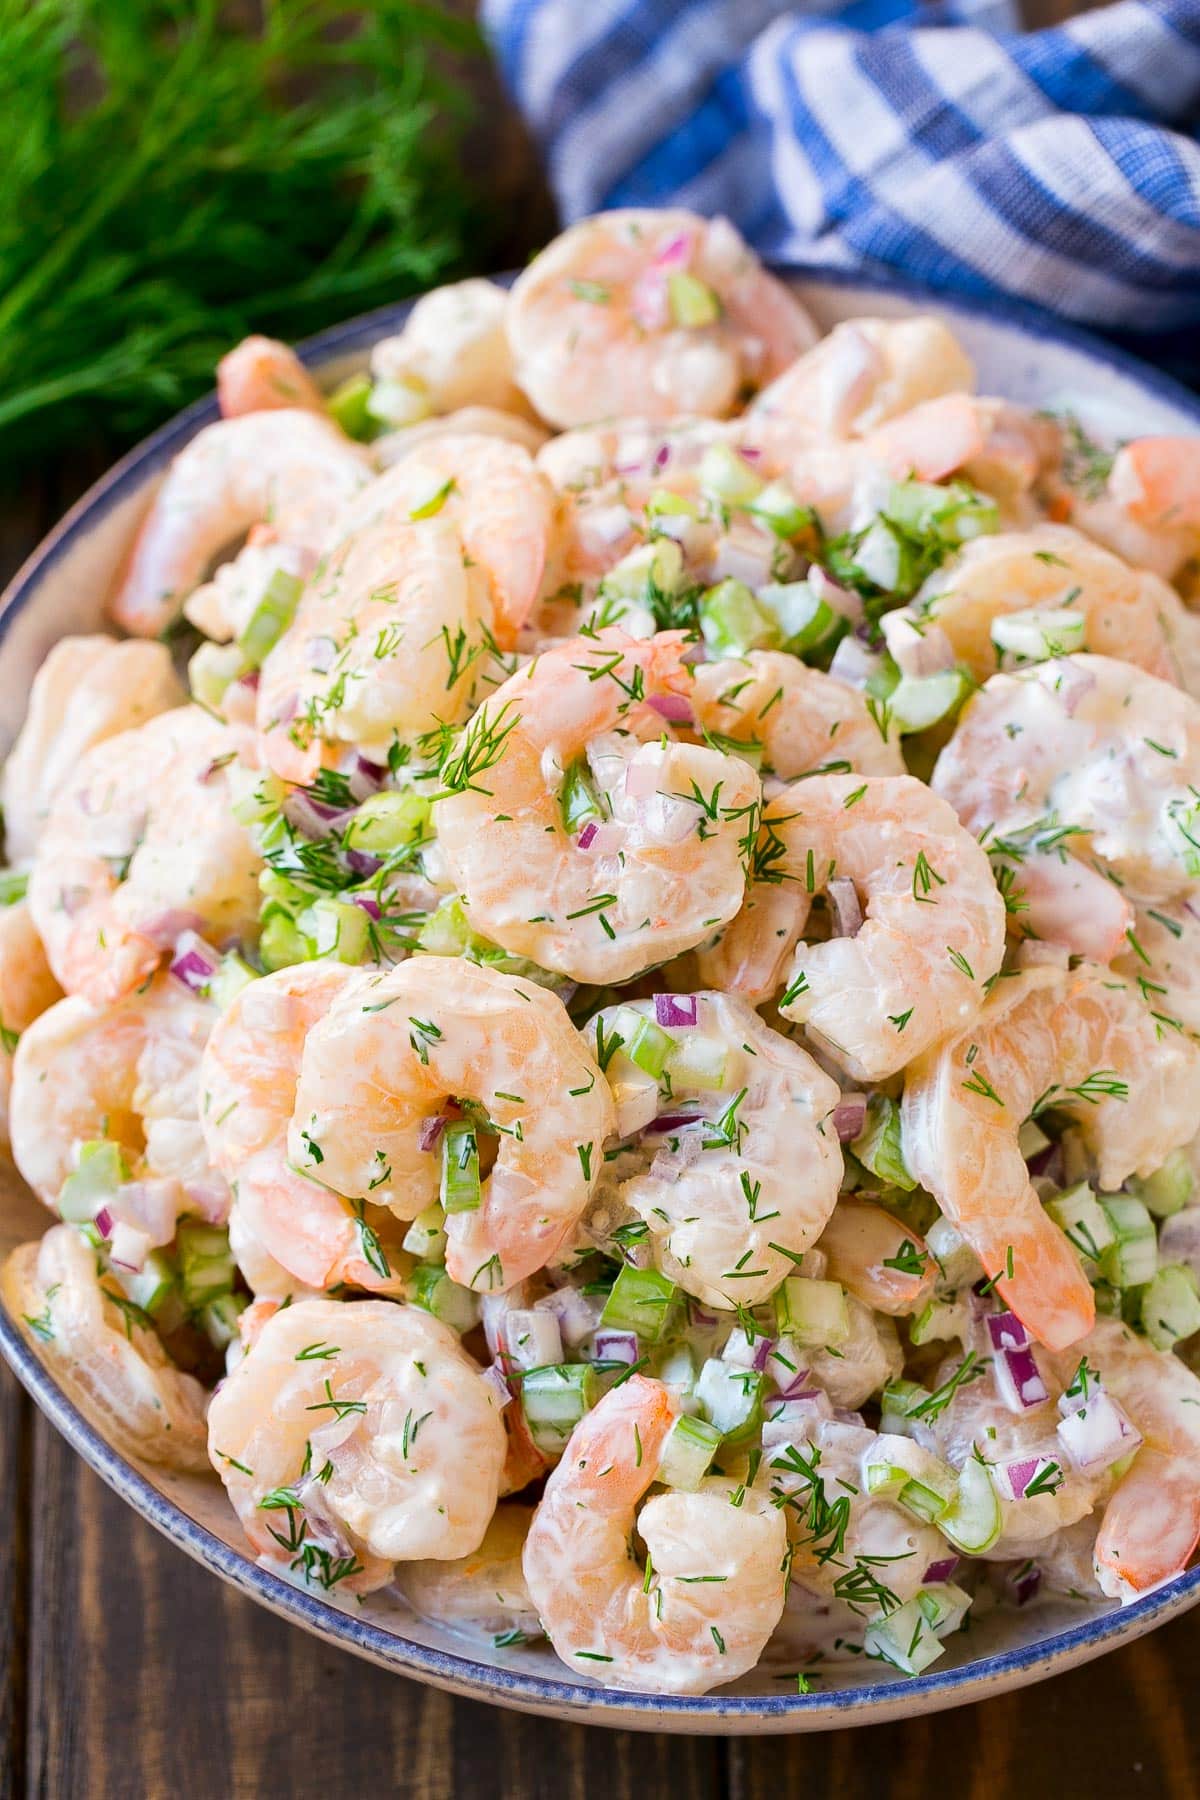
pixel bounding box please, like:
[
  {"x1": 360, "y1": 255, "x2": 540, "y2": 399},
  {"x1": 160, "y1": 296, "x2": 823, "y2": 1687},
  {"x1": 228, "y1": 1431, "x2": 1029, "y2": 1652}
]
[{"x1": 3, "y1": 0, "x2": 1196, "y2": 1781}]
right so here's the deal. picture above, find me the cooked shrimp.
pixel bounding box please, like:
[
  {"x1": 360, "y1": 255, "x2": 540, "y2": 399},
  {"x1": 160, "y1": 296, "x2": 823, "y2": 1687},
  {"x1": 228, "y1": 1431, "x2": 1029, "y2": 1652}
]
[
  {"x1": 27, "y1": 707, "x2": 262, "y2": 1006},
  {"x1": 593, "y1": 991, "x2": 842, "y2": 1310},
  {"x1": 207, "y1": 1297, "x2": 507, "y2": 1593},
  {"x1": 1066, "y1": 437, "x2": 1200, "y2": 582},
  {"x1": 887, "y1": 526, "x2": 1192, "y2": 687},
  {"x1": 746, "y1": 316, "x2": 975, "y2": 443},
  {"x1": 689, "y1": 657, "x2": 901, "y2": 1001},
  {"x1": 902, "y1": 965, "x2": 1200, "y2": 1349},
  {"x1": 0, "y1": 899, "x2": 61, "y2": 1144},
  {"x1": 760, "y1": 774, "x2": 1005, "y2": 1081},
  {"x1": 370, "y1": 279, "x2": 532, "y2": 419},
  {"x1": 110, "y1": 410, "x2": 371, "y2": 636},
  {"x1": 398, "y1": 1504, "x2": 540, "y2": 1640},
  {"x1": 523, "y1": 1374, "x2": 787, "y2": 1693},
  {"x1": 688, "y1": 653, "x2": 904, "y2": 782},
  {"x1": 201, "y1": 963, "x2": 409, "y2": 1297},
  {"x1": 433, "y1": 632, "x2": 760, "y2": 986},
  {"x1": 2, "y1": 1224, "x2": 208, "y2": 1470},
  {"x1": 10, "y1": 971, "x2": 219, "y2": 1215},
  {"x1": 289, "y1": 958, "x2": 614, "y2": 1293},
  {"x1": 1059, "y1": 1316, "x2": 1200, "y2": 1600},
  {"x1": 1, "y1": 636, "x2": 184, "y2": 865},
  {"x1": 934, "y1": 654, "x2": 1200, "y2": 904},
  {"x1": 1113, "y1": 898, "x2": 1200, "y2": 1034},
  {"x1": 507, "y1": 210, "x2": 816, "y2": 429},
  {"x1": 817, "y1": 1198, "x2": 936, "y2": 1317},
  {"x1": 217, "y1": 335, "x2": 327, "y2": 419}
]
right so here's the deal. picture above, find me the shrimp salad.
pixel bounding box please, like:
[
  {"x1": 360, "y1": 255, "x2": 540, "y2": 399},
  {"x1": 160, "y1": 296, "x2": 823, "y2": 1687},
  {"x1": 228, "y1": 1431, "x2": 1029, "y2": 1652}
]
[{"x1": 8, "y1": 208, "x2": 1200, "y2": 1697}]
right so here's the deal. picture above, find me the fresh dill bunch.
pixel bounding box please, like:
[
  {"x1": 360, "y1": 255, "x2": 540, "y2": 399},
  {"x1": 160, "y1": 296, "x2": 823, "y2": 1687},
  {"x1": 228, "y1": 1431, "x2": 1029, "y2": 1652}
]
[{"x1": 0, "y1": 0, "x2": 482, "y2": 473}]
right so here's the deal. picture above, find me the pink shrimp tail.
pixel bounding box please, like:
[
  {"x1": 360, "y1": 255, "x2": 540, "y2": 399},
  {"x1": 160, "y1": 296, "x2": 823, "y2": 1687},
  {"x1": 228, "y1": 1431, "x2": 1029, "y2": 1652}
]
[
  {"x1": 1109, "y1": 438, "x2": 1200, "y2": 529},
  {"x1": 217, "y1": 336, "x2": 327, "y2": 420},
  {"x1": 867, "y1": 393, "x2": 986, "y2": 483}
]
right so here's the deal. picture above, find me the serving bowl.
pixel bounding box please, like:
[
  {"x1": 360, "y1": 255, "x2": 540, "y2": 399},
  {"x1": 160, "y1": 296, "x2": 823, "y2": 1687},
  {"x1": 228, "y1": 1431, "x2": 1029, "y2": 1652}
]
[{"x1": 3, "y1": 270, "x2": 1200, "y2": 1733}]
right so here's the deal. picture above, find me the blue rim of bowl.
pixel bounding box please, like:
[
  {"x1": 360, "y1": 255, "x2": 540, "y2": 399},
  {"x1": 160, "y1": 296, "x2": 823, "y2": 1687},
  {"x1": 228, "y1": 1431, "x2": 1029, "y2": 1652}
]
[{"x1": 2, "y1": 264, "x2": 1200, "y2": 1725}]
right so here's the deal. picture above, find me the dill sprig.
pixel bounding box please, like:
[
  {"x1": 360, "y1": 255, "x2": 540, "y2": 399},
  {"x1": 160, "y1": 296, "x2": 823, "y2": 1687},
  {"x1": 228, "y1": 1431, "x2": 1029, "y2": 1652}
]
[{"x1": 0, "y1": 0, "x2": 481, "y2": 473}]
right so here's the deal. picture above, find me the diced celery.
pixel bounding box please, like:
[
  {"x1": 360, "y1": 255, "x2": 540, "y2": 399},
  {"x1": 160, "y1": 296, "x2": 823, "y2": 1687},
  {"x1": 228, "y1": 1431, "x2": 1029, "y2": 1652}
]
[
  {"x1": 864, "y1": 1437, "x2": 956, "y2": 1523},
  {"x1": 402, "y1": 1203, "x2": 448, "y2": 1264},
  {"x1": 853, "y1": 519, "x2": 905, "y2": 591},
  {"x1": 908, "y1": 1296, "x2": 968, "y2": 1348},
  {"x1": 885, "y1": 479, "x2": 998, "y2": 546},
  {"x1": 924, "y1": 1217, "x2": 980, "y2": 1291},
  {"x1": 657, "y1": 1413, "x2": 722, "y2": 1490},
  {"x1": 202, "y1": 1291, "x2": 247, "y2": 1350},
  {"x1": 417, "y1": 895, "x2": 471, "y2": 958},
  {"x1": 1044, "y1": 1181, "x2": 1113, "y2": 1272},
  {"x1": 668, "y1": 272, "x2": 721, "y2": 328},
  {"x1": 520, "y1": 1363, "x2": 597, "y2": 1455},
  {"x1": 1127, "y1": 1150, "x2": 1194, "y2": 1220},
  {"x1": 600, "y1": 537, "x2": 685, "y2": 605},
  {"x1": 345, "y1": 790, "x2": 431, "y2": 855},
  {"x1": 851, "y1": 1096, "x2": 916, "y2": 1192},
  {"x1": 757, "y1": 581, "x2": 845, "y2": 659},
  {"x1": 1018, "y1": 1119, "x2": 1052, "y2": 1161},
  {"x1": 600, "y1": 1267, "x2": 680, "y2": 1343},
  {"x1": 991, "y1": 607, "x2": 1086, "y2": 661},
  {"x1": 189, "y1": 639, "x2": 246, "y2": 710},
  {"x1": 773, "y1": 1277, "x2": 851, "y2": 1348},
  {"x1": 699, "y1": 443, "x2": 764, "y2": 508},
  {"x1": 408, "y1": 1262, "x2": 479, "y2": 1332},
  {"x1": 1140, "y1": 1263, "x2": 1200, "y2": 1350},
  {"x1": 560, "y1": 760, "x2": 604, "y2": 834},
  {"x1": 665, "y1": 1034, "x2": 728, "y2": 1090},
  {"x1": 612, "y1": 1007, "x2": 672, "y2": 1079},
  {"x1": 209, "y1": 952, "x2": 257, "y2": 1013},
  {"x1": 937, "y1": 1455, "x2": 1002, "y2": 1554},
  {"x1": 747, "y1": 482, "x2": 814, "y2": 540},
  {"x1": 177, "y1": 1220, "x2": 235, "y2": 1310},
  {"x1": 0, "y1": 870, "x2": 27, "y2": 906},
  {"x1": 697, "y1": 579, "x2": 779, "y2": 657},
  {"x1": 58, "y1": 1140, "x2": 129, "y2": 1224},
  {"x1": 695, "y1": 1358, "x2": 764, "y2": 1445},
  {"x1": 889, "y1": 669, "x2": 969, "y2": 735},
  {"x1": 879, "y1": 1379, "x2": 931, "y2": 1438},
  {"x1": 232, "y1": 771, "x2": 288, "y2": 829},
  {"x1": 366, "y1": 375, "x2": 431, "y2": 429},
  {"x1": 440, "y1": 1122, "x2": 481, "y2": 1215},
  {"x1": 308, "y1": 896, "x2": 371, "y2": 965},
  {"x1": 1099, "y1": 1195, "x2": 1158, "y2": 1289},
  {"x1": 647, "y1": 489, "x2": 703, "y2": 522},
  {"x1": 258, "y1": 908, "x2": 313, "y2": 972},
  {"x1": 118, "y1": 1250, "x2": 177, "y2": 1318},
  {"x1": 864, "y1": 1596, "x2": 946, "y2": 1677},
  {"x1": 917, "y1": 1580, "x2": 972, "y2": 1638},
  {"x1": 236, "y1": 569, "x2": 303, "y2": 669},
  {"x1": 326, "y1": 372, "x2": 375, "y2": 440}
]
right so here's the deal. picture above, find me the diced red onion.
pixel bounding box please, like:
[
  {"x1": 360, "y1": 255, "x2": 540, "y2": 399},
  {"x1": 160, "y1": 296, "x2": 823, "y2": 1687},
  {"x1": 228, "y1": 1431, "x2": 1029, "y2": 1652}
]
[
  {"x1": 184, "y1": 1175, "x2": 231, "y2": 1226},
  {"x1": 417, "y1": 1112, "x2": 451, "y2": 1153},
  {"x1": 576, "y1": 822, "x2": 599, "y2": 850},
  {"x1": 108, "y1": 1220, "x2": 152, "y2": 1273},
  {"x1": 1056, "y1": 1391, "x2": 1142, "y2": 1472},
  {"x1": 647, "y1": 1112, "x2": 703, "y2": 1134},
  {"x1": 829, "y1": 634, "x2": 885, "y2": 692},
  {"x1": 502, "y1": 1308, "x2": 563, "y2": 1372},
  {"x1": 993, "y1": 1344, "x2": 1050, "y2": 1412},
  {"x1": 481, "y1": 1362, "x2": 513, "y2": 1410},
  {"x1": 1005, "y1": 1563, "x2": 1042, "y2": 1607},
  {"x1": 283, "y1": 790, "x2": 356, "y2": 841},
  {"x1": 237, "y1": 669, "x2": 260, "y2": 692},
  {"x1": 655, "y1": 992, "x2": 698, "y2": 1029},
  {"x1": 578, "y1": 822, "x2": 623, "y2": 855},
  {"x1": 987, "y1": 1310, "x2": 1029, "y2": 1352},
  {"x1": 993, "y1": 1455, "x2": 1055, "y2": 1501},
  {"x1": 833, "y1": 1094, "x2": 868, "y2": 1142},
  {"x1": 827, "y1": 877, "x2": 863, "y2": 938},
  {"x1": 169, "y1": 929, "x2": 221, "y2": 992},
  {"x1": 141, "y1": 908, "x2": 205, "y2": 951},
  {"x1": 649, "y1": 1135, "x2": 704, "y2": 1183},
  {"x1": 924, "y1": 1556, "x2": 961, "y2": 1585},
  {"x1": 351, "y1": 894, "x2": 381, "y2": 921},
  {"x1": 752, "y1": 1333, "x2": 776, "y2": 1373},
  {"x1": 351, "y1": 756, "x2": 388, "y2": 799},
  {"x1": 646, "y1": 693, "x2": 694, "y2": 725},
  {"x1": 689, "y1": 1300, "x2": 720, "y2": 1329},
  {"x1": 94, "y1": 1206, "x2": 115, "y2": 1240},
  {"x1": 113, "y1": 1178, "x2": 182, "y2": 1246},
  {"x1": 346, "y1": 849, "x2": 382, "y2": 879},
  {"x1": 1027, "y1": 1141, "x2": 1065, "y2": 1184},
  {"x1": 592, "y1": 1328, "x2": 640, "y2": 1366},
  {"x1": 762, "y1": 1392, "x2": 832, "y2": 1448},
  {"x1": 535, "y1": 1286, "x2": 606, "y2": 1349},
  {"x1": 886, "y1": 616, "x2": 957, "y2": 680},
  {"x1": 654, "y1": 231, "x2": 694, "y2": 271}
]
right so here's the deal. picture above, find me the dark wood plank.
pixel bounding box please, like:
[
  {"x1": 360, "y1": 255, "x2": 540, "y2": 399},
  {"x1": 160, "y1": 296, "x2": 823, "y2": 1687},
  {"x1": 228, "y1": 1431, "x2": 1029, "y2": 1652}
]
[{"x1": 0, "y1": 1362, "x2": 29, "y2": 1800}]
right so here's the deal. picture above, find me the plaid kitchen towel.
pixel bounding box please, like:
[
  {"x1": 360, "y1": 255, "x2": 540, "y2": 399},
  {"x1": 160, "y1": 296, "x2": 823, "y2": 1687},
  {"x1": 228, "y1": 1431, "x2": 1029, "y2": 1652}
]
[{"x1": 482, "y1": 0, "x2": 1200, "y2": 377}]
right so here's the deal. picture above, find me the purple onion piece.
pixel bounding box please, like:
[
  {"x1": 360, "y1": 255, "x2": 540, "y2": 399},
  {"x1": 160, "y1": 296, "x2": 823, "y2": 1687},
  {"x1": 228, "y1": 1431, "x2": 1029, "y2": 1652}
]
[
  {"x1": 827, "y1": 877, "x2": 863, "y2": 938},
  {"x1": 655, "y1": 992, "x2": 698, "y2": 1029},
  {"x1": 351, "y1": 894, "x2": 382, "y2": 921},
  {"x1": 417, "y1": 1112, "x2": 451, "y2": 1154},
  {"x1": 923, "y1": 1556, "x2": 961, "y2": 1585},
  {"x1": 94, "y1": 1207, "x2": 114, "y2": 1240},
  {"x1": 986, "y1": 1310, "x2": 1029, "y2": 1352},
  {"x1": 833, "y1": 1094, "x2": 868, "y2": 1142},
  {"x1": 592, "y1": 1329, "x2": 640, "y2": 1366},
  {"x1": 646, "y1": 693, "x2": 694, "y2": 725},
  {"x1": 646, "y1": 1113, "x2": 703, "y2": 1134},
  {"x1": 576, "y1": 822, "x2": 599, "y2": 850},
  {"x1": 1006, "y1": 1563, "x2": 1042, "y2": 1606},
  {"x1": 995, "y1": 1344, "x2": 1050, "y2": 1411},
  {"x1": 481, "y1": 1363, "x2": 513, "y2": 1410},
  {"x1": 751, "y1": 1334, "x2": 776, "y2": 1373},
  {"x1": 345, "y1": 849, "x2": 382, "y2": 879}
]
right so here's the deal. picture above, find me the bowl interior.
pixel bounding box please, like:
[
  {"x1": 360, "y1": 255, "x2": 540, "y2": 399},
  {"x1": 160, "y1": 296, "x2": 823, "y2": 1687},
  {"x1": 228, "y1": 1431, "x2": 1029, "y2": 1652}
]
[{"x1": 3, "y1": 273, "x2": 1200, "y2": 1732}]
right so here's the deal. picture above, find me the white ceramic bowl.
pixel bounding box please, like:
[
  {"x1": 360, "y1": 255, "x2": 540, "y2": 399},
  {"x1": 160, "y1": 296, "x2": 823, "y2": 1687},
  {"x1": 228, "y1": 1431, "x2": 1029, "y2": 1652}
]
[{"x1": 3, "y1": 272, "x2": 1200, "y2": 1733}]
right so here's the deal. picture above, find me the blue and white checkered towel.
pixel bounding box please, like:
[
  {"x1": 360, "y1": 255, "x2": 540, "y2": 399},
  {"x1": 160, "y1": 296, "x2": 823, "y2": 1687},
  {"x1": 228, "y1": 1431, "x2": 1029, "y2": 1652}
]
[{"x1": 482, "y1": 0, "x2": 1200, "y2": 380}]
